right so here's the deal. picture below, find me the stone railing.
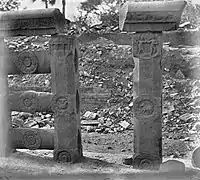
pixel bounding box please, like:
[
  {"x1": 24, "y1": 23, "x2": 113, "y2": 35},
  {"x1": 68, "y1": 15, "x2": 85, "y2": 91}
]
[
  {"x1": 0, "y1": 8, "x2": 82, "y2": 163},
  {"x1": 0, "y1": 0, "x2": 188, "y2": 170}
]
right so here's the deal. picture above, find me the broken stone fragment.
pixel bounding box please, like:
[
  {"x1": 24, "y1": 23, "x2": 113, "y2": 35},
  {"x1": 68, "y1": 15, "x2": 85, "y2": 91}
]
[
  {"x1": 98, "y1": 117, "x2": 105, "y2": 124},
  {"x1": 86, "y1": 126, "x2": 95, "y2": 133},
  {"x1": 12, "y1": 116, "x2": 24, "y2": 127},
  {"x1": 18, "y1": 112, "x2": 33, "y2": 120},
  {"x1": 11, "y1": 111, "x2": 19, "y2": 116},
  {"x1": 159, "y1": 159, "x2": 185, "y2": 173},
  {"x1": 23, "y1": 119, "x2": 37, "y2": 128},
  {"x1": 45, "y1": 114, "x2": 52, "y2": 118},
  {"x1": 192, "y1": 122, "x2": 200, "y2": 133},
  {"x1": 118, "y1": 120, "x2": 130, "y2": 129},
  {"x1": 192, "y1": 146, "x2": 200, "y2": 168},
  {"x1": 83, "y1": 111, "x2": 97, "y2": 120}
]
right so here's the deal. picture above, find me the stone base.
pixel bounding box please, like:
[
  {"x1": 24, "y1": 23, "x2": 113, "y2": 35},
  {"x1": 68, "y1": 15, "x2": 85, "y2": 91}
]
[
  {"x1": 123, "y1": 154, "x2": 161, "y2": 170},
  {"x1": 53, "y1": 148, "x2": 83, "y2": 163}
]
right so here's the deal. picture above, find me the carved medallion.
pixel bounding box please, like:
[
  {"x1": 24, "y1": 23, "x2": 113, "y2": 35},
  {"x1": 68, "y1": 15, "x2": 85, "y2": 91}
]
[
  {"x1": 133, "y1": 153, "x2": 161, "y2": 170},
  {"x1": 15, "y1": 51, "x2": 38, "y2": 74},
  {"x1": 132, "y1": 33, "x2": 161, "y2": 59},
  {"x1": 133, "y1": 95, "x2": 159, "y2": 120},
  {"x1": 22, "y1": 130, "x2": 41, "y2": 150},
  {"x1": 51, "y1": 94, "x2": 68, "y2": 115},
  {"x1": 20, "y1": 91, "x2": 38, "y2": 112},
  {"x1": 54, "y1": 149, "x2": 71, "y2": 162}
]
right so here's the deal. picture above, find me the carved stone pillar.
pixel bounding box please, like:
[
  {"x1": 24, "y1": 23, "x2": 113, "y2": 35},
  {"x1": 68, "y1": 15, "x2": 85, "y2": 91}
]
[
  {"x1": 119, "y1": 0, "x2": 186, "y2": 170},
  {"x1": 49, "y1": 34, "x2": 82, "y2": 163},
  {"x1": 0, "y1": 36, "x2": 12, "y2": 157},
  {"x1": 131, "y1": 32, "x2": 163, "y2": 169}
]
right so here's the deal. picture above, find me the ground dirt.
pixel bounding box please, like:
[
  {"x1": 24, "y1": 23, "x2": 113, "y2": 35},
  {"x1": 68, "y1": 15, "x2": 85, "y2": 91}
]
[
  {"x1": 0, "y1": 130, "x2": 200, "y2": 179},
  {"x1": 0, "y1": 150, "x2": 200, "y2": 180}
]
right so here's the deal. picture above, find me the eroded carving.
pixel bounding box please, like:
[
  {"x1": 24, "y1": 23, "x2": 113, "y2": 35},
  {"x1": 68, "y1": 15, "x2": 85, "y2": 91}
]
[
  {"x1": 69, "y1": 111, "x2": 76, "y2": 123},
  {"x1": 126, "y1": 12, "x2": 174, "y2": 22},
  {"x1": 51, "y1": 94, "x2": 68, "y2": 115},
  {"x1": 133, "y1": 95, "x2": 159, "y2": 119},
  {"x1": 2, "y1": 18, "x2": 55, "y2": 30},
  {"x1": 54, "y1": 149, "x2": 71, "y2": 162},
  {"x1": 15, "y1": 51, "x2": 38, "y2": 74},
  {"x1": 140, "y1": 60, "x2": 153, "y2": 79},
  {"x1": 132, "y1": 33, "x2": 161, "y2": 59},
  {"x1": 22, "y1": 130, "x2": 41, "y2": 150},
  {"x1": 20, "y1": 91, "x2": 38, "y2": 112},
  {"x1": 49, "y1": 36, "x2": 74, "y2": 56},
  {"x1": 133, "y1": 154, "x2": 161, "y2": 170}
]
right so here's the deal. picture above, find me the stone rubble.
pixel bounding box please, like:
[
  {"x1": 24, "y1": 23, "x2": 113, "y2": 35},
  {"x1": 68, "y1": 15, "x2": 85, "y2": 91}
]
[{"x1": 159, "y1": 159, "x2": 185, "y2": 173}]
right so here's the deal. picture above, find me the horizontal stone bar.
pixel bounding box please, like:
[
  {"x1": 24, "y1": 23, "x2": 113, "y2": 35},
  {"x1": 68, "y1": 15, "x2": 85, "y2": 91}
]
[
  {"x1": 12, "y1": 128, "x2": 54, "y2": 150},
  {"x1": 8, "y1": 85, "x2": 51, "y2": 93},
  {"x1": 8, "y1": 91, "x2": 53, "y2": 113},
  {"x1": 78, "y1": 31, "x2": 194, "y2": 46},
  {"x1": 119, "y1": 1, "x2": 186, "y2": 32},
  {"x1": 8, "y1": 85, "x2": 111, "y2": 113},
  {"x1": 7, "y1": 51, "x2": 51, "y2": 75},
  {"x1": 78, "y1": 32, "x2": 134, "y2": 45},
  {"x1": 0, "y1": 8, "x2": 66, "y2": 37}
]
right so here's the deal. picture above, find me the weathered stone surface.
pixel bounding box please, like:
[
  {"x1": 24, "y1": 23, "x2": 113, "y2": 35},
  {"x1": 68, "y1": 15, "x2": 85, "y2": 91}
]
[
  {"x1": 8, "y1": 90, "x2": 53, "y2": 113},
  {"x1": 119, "y1": 0, "x2": 187, "y2": 32},
  {"x1": 50, "y1": 34, "x2": 82, "y2": 163},
  {"x1": 129, "y1": 32, "x2": 162, "y2": 170},
  {"x1": 6, "y1": 51, "x2": 51, "y2": 75},
  {"x1": 0, "y1": 8, "x2": 66, "y2": 37},
  {"x1": 12, "y1": 128, "x2": 54, "y2": 150}
]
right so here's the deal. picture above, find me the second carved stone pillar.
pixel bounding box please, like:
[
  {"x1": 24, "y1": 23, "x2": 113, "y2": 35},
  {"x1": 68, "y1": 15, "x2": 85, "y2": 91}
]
[{"x1": 132, "y1": 32, "x2": 163, "y2": 169}]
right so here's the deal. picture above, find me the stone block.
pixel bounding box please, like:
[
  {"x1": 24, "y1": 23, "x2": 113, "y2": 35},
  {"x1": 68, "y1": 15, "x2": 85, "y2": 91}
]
[{"x1": 0, "y1": 8, "x2": 66, "y2": 36}]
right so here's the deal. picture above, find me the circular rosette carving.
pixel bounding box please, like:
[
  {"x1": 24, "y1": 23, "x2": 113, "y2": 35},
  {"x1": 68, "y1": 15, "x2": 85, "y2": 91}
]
[
  {"x1": 133, "y1": 154, "x2": 161, "y2": 170},
  {"x1": 15, "y1": 51, "x2": 38, "y2": 74},
  {"x1": 51, "y1": 94, "x2": 68, "y2": 115},
  {"x1": 20, "y1": 91, "x2": 38, "y2": 112},
  {"x1": 22, "y1": 130, "x2": 41, "y2": 150},
  {"x1": 133, "y1": 95, "x2": 160, "y2": 120},
  {"x1": 54, "y1": 149, "x2": 72, "y2": 162},
  {"x1": 132, "y1": 33, "x2": 161, "y2": 60}
]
